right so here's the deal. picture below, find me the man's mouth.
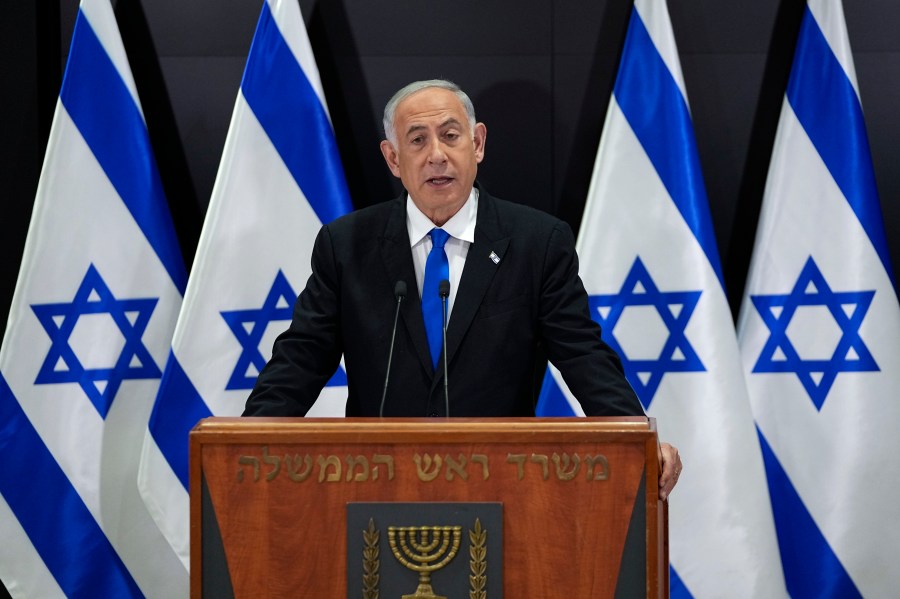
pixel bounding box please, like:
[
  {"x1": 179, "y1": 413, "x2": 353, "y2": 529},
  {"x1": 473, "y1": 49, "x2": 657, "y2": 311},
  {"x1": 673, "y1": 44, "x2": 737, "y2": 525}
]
[{"x1": 426, "y1": 177, "x2": 454, "y2": 187}]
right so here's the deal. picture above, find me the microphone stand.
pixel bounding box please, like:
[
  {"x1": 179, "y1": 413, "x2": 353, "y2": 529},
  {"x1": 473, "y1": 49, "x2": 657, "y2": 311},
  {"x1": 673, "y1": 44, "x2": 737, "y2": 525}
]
[
  {"x1": 379, "y1": 281, "x2": 406, "y2": 417},
  {"x1": 439, "y1": 279, "x2": 450, "y2": 418}
]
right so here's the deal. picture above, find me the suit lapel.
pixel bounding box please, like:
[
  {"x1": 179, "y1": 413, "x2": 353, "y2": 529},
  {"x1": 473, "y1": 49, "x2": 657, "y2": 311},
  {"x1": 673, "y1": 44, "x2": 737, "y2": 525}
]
[
  {"x1": 444, "y1": 190, "x2": 509, "y2": 370},
  {"x1": 378, "y1": 196, "x2": 434, "y2": 375}
]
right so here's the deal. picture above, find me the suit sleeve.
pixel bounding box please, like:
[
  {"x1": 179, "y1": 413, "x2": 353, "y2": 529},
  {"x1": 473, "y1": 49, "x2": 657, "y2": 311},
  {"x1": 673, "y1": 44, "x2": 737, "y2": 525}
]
[
  {"x1": 538, "y1": 221, "x2": 645, "y2": 416},
  {"x1": 243, "y1": 225, "x2": 344, "y2": 416}
]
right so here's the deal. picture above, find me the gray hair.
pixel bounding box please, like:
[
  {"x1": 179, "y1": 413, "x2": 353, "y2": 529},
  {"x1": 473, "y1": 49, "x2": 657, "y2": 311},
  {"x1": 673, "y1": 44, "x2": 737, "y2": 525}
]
[{"x1": 382, "y1": 79, "x2": 477, "y2": 145}]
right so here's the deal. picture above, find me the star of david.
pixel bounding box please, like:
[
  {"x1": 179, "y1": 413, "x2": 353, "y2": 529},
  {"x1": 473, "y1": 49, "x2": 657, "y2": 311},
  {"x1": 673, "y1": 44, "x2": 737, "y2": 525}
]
[
  {"x1": 31, "y1": 264, "x2": 161, "y2": 418},
  {"x1": 221, "y1": 270, "x2": 346, "y2": 390},
  {"x1": 750, "y1": 256, "x2": 878, "y2": 410},
  {"x1": 589, "y1": 257, "x2": 705, "y2": 409}
]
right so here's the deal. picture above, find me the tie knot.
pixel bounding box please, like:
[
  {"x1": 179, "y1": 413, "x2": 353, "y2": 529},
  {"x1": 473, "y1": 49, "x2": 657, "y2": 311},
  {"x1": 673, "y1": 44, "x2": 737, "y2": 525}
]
[{"x1": 430, "y1": 228, "x2": 450, "y2": 249}]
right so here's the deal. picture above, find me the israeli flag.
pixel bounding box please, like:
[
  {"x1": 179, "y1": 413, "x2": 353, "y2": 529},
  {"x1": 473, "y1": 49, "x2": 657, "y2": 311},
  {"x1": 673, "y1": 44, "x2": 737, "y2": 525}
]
[
  {"x1": 537, "y1": 0, "x2": 785, "y2": 596},
  {"x1": 137, "y1": 0, "x2": 353, "y2": 567},
  {"x1": 0, "y1": 0, "x2": 187, "y2": 596},
  {"x1": 736, "y1": 1, "x2": 900, "y2": 596}
]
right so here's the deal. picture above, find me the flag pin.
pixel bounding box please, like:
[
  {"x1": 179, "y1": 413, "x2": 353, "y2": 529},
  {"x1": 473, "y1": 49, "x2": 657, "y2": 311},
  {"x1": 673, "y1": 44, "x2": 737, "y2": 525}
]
[{"x1": 489, "y1": 251, "x2": 500, "y2": 264}]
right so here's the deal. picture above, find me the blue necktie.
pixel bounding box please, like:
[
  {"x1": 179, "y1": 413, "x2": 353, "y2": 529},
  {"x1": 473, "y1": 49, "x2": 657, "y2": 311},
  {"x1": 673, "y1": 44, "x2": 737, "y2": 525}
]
[{"x1": 422, "y1": 228, "x2": 450, "y2": 369}]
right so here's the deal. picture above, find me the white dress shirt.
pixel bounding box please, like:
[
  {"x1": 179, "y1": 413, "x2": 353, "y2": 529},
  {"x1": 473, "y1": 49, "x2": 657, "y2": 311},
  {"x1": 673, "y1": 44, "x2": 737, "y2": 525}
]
[{"x1": 406, "y1": 187, "x2": 479, "y2": 321}]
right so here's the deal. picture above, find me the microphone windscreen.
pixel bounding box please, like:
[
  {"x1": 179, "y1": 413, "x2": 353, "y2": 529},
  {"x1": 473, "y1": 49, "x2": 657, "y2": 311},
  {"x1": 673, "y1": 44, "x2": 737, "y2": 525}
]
[
  {"x1": 394, "y1": 280, "x2": 407, "y2": 299},
  {"x1": 438, "y1": 279, "x2": 450, "y2": 298}
]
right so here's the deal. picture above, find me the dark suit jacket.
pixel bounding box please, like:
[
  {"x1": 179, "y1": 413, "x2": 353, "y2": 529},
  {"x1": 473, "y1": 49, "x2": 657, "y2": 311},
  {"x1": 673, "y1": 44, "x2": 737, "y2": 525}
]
[{"x1": 244, "y1": 186, "x2": 643, "y2": 417}]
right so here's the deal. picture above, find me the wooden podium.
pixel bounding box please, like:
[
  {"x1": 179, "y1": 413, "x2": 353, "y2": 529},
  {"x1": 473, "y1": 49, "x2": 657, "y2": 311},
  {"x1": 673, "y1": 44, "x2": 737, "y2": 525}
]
[{"x1": 190, "y1": 417, "x2": 668, "y2": 598}]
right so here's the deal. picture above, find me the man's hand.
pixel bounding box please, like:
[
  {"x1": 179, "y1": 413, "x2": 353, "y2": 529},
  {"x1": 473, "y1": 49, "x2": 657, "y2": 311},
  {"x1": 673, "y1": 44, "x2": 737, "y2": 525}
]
[{"x1": 658, "y1": 442, "x2": 682, "y2": 501}]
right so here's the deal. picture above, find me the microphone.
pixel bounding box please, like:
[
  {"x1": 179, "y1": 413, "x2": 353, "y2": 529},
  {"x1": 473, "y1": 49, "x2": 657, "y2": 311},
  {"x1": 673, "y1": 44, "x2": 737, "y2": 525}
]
[
  {"x1": 439, "y1": 279, "x2": 450, "y2": 418},
  {"x1": 379, "y1": 280, "x2": 407, "y2": 417}
]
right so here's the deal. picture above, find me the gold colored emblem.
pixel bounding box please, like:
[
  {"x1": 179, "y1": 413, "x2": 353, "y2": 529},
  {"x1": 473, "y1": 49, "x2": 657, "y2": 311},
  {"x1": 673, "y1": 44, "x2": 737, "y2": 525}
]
[
  {"x1": 362, "y1": 519, "x2": 380, "y2": 599},
  {"x1": 387, "y1": 525, "x2": 462, "y2": 599},
  {"x1": 468, "y1": 518, "x2": 487, "y2": 599}
]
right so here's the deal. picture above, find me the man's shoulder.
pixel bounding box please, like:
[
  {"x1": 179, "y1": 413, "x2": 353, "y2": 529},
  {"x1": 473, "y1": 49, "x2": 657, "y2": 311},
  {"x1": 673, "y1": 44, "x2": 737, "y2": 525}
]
[
  {"x1": 491, "y1": 195, "x2": 558, "y2": 220},
  {"x1": 480, "y1": 189, "x2": 570, "y2": 237},
  {"x1": 325, "y1": 196, "x2": 403, "y2": 231}
]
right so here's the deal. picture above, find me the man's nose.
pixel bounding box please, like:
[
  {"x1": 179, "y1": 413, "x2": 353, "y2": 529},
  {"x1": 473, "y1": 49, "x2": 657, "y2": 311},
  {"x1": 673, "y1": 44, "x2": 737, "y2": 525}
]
[{"x1": 426, "y1": 138, "x2": 448, "y2": 163}]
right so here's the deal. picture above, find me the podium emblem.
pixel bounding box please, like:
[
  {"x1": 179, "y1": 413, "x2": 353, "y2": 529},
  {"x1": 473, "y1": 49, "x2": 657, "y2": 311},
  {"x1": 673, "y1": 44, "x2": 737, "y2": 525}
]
[
  {"x1": 388, "y1": 525, "x2": 461, "y2": 598},
  {"x1": 348, "y1": 503, "x2": 502, "y2": 599}
]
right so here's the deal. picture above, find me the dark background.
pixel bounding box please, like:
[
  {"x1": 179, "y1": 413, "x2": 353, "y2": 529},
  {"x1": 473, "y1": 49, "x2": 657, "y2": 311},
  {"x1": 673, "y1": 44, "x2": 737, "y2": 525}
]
[{"x1": 1, "y1": 0, "x2": 898, "y2": 347}]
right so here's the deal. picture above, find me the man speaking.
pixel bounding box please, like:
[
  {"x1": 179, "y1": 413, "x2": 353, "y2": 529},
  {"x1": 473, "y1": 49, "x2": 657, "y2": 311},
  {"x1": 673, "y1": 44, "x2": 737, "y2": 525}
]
[{"x1": 243, "y1": 79, "x2": 682, "y2": 497}]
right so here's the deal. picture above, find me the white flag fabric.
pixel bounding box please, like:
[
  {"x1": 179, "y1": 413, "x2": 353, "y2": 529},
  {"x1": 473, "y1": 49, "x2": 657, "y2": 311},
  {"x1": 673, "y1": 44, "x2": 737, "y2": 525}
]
[
  {"x1": 0, "y1": 0, "x2": 187, "y2": 596},
  {"x1": 537, "y1": 0, "x2": 786, "y2": 596},
  {"x1": 137, "y1": 0, "x2": 353, "y2": 567},
  {"x1": 736, "y1": 1, "x2": 900, "y2": 596}
]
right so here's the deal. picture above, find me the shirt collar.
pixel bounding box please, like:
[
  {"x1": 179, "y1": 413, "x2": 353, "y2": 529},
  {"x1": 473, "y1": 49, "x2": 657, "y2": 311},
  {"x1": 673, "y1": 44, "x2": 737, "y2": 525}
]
[{"x1": 406, "y1": 187, "x2": 479, "y2": 247}]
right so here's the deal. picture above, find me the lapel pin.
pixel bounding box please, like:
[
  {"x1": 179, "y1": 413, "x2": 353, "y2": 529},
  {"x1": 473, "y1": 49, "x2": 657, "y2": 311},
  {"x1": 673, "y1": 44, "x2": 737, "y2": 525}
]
[{"x1": 489, "y1": 251, "x2": 500, "y2": 264}]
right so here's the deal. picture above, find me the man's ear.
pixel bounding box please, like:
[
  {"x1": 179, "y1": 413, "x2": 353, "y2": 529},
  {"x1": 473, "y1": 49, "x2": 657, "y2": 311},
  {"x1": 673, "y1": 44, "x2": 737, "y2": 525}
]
[
  {"x1": 473, "y1": 123, "x2": 487, "y2": 164},
  {"x1": 380, "y1": 140, "x2": 401, "y2": 177}
]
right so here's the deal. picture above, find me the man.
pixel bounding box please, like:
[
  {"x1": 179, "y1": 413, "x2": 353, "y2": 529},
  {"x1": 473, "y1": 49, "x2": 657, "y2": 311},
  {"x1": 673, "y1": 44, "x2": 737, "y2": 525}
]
[{"x1": 244, "y1": 79, "x2": 682, "y2": 498}]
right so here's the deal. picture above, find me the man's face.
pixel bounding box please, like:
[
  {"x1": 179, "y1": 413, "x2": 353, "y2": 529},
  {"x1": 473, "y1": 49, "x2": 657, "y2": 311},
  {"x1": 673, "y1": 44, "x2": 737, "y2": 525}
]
[{"x1": 380, "y1": 87, "x2": 486, "y2": 224}]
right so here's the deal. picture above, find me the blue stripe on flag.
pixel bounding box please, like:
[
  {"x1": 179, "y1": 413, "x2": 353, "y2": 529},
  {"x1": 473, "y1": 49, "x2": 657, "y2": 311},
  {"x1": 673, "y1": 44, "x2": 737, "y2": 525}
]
[
  {"x1": 241, "y1": 2, "x2": 353, "y2": 225},
  {"x1": 60, "y1": 11, "x2": 187, "y2": 294},
  {"x1": 535, "y1": 369, "x2": 576, "y2": 416},
  {"x1": 325, "y1": 365, "x2": 347, "y2": 386},
  {"x1": 0, "y1": 374, "x2": 142, "y2": 597},
  {"x1": 787, "y1": 8, "x2": 894, "y2": 289},
  {"x1": 148, "y1": 353, "x2": 213, "y2": 490},
  {"x1": 613, "y1": 10, "x2": 724, "y2": 289},
  {"x1": 757, "y1": 428, "x2": 861, "y2": 598},
  {"x1": 669, "y1": 564, "x2": 694, "y2": 599}
]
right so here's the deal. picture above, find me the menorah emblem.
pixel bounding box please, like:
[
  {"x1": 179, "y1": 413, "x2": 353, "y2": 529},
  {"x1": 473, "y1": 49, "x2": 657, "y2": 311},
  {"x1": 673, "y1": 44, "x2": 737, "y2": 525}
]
[{"x1": 387, "y1": 525, "x2": 462, "y2": 599}]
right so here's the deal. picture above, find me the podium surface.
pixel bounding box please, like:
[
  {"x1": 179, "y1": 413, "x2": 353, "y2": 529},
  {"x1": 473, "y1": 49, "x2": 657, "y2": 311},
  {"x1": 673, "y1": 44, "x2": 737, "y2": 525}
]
[{"x1": 190, "y1": 417, "x2": 668, "y2": 597}]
